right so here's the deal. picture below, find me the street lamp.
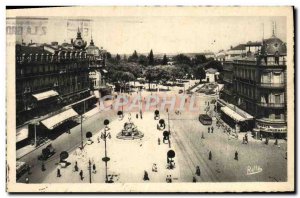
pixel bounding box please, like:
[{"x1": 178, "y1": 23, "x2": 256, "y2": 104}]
[
  {"x1": 166, "y1": 108, "x2": 171, "y2": 148},
  {"x1": 88, "y1": 159, "x2": 92, "y2": 183},
  {"x1": 34, "y1": 122, "x2": 40, "y2": 147},
  {"x1": 101, "y1": 119, "x2": 111, "y2": 183}
]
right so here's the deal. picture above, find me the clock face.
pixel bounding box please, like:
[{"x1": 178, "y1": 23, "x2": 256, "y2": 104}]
[{"x1": 76, "y1": 40, "x2": 82, "y2": 46}]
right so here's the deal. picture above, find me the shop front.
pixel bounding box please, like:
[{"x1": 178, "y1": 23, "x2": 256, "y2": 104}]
[{"x1": 220, "y1": 106, "x2": 254, "y2": 132}]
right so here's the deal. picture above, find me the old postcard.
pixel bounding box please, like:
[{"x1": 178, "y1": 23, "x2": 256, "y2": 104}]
[{"x1": 6, "y1": 6, "x2": 294, "y2": 192}]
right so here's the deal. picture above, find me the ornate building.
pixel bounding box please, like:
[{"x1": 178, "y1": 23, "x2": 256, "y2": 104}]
[
  {"x1": 218, "y1": 24, "x2": 287, "y2": 138},
  {"x1": 16, "y1": 30, "x2": 97, "y2": 146},
  {"x1": 86, "y1": 35, "x2": 109, "y2": 98}
]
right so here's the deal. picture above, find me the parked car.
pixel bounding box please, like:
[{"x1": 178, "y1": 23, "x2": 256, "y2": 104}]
[
  {"x1": 199, "y1": 114, "x2": 212, "y2": 125},
  {"x1": 38, "y1": 144, "x2": 55, "y2": 161},
  {"x1": 16, "y1": 161, "x2": 29, "y2": 179}
]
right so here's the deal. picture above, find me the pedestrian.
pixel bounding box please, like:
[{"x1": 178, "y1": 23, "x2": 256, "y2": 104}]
[
  {"x1": 208, "y1": 101, "x2": 210, "y2": 106},
  {"x1": 74, "y1": 162, "x2": 79, "y2": 172},
  {"x1": 79, "y1": 170, "x2": 84, "y2": 180},
  {"x1": 166, "y1": 175, "x2": 170, "y2": 183},
  {"x1": 57, "y1": 168, "x2": 61, "y2": 177},
  {"x1": 143, "y1": 171, "x2": 149, "y2": 181},
  {"x1": 260, "y1": 134, "x2": 263, "y2": 141},
  {"x1": 234, "y1": 151, "x2": 239, "y2": 161},
  {"x1": 93, "y1": 164, "x2": 96, "y2": 174},
  {"x1": 42, "y1": 162, "x2": 46, "y2": 172},
  {"x1": 169, "y1": 175, "x2": 172, "y2": 183},
  {"x1": 97, "y1": 136, "x2": 100, "y2": 143},
  {"x1": 140, "y1": 111, "x2": 143, "y2": 119},
  {"x1": 245, "y1": 133, "x2": 248, "y2": 144},
  {"x1": 196, "y1": 166, "x2": 201, "y2": 176},
  {"x1": 274, "y1": 138, "x2": 278, "y2": 145},
  {"x1": 209, "y1": 151, "x2": 212, "y2": 160},
  {"x1": 136, "y1": 113, "x2": 139, "y2": 119},
  {"x1": 158, "y1": 138, "x2": 161, "y2": 145},
  {"x1": 108, "y1": 175, "x2": 114, "y2": 183},
  {"x1": 25, "y1": 177, "x2": 29, "y2": 184},
  {"x1": 27, "y1": 165, "x2": 31, "y2": 175},
  {"x1": 152, "y1": 163, "x2": 157, "y2": 172},
  {"x1": 265, "y1": 137, "x2": 269, "y2": 145},
  {"x1": 208, "y1": 127, "x2": 210, "y2": 133},
  {"x1": 192, "y1": 176, "x2": 197, "y2": 183},
  {"x1": 211, "y1": 126, "x2": 214, "y2": 133},
  {"x1": 201, "y1": 132, "x2": 205, "y2": 139}
]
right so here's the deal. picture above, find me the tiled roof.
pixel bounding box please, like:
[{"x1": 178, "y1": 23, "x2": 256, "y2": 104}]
[
  {"x1": 16, "y1": 45, "x2": 51, "y2": 55},
  {"x1": 230, "y1": 44, "x2": 245, "y2": 51}
]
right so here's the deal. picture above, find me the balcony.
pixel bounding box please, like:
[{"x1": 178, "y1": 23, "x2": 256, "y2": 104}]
[
  {"x1": 258, "y1": 83, "x2": 285, "y2": 88},
  {"x1": 234, "y1": 59, "x2": 286, "y2": 67},
  {"x1": 257, "y1": 102, "x2": 285, "y2": 108}
]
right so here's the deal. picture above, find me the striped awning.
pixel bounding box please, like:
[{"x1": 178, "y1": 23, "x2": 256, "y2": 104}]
[
  {"x1": 41, "y1": 108, "x2": 78, "y2": 130},
  {"x1": 221, "y1": 106, "x2": 253, "y2": 122},
  {"x1": 16, "y1": 126, "x2": 29, "y2": 142}
]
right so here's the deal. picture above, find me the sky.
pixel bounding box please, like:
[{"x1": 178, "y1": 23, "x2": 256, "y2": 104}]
[{"x1": 14, "y1": 16, "x2": 286, "y2": 54}]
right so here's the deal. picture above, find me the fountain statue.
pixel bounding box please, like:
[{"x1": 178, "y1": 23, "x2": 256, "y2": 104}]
[{"x1": 116, "y1": 115, "x2": 144, "y2": 140}]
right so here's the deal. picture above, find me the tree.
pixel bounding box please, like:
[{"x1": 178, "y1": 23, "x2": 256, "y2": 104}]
[
  {"x1": 202, "y1": 60, "x2": 223, "y2": 71},
  {"x1": 193, "y1": 55, "x2": 207, "y2": 65},
  {"x1": 128, "y1": 50, "x2": 139, "y2": 62},
  {"x1": 144, "y1": 67, "x2": 159, "y2": 90},
  {"x1": 148, "y1": 49, "x2": 154, "y2": 66},
  {"x1": 194, "y1": 65, "x2": 206, "y2": 83},
  {"x1": 173, "y1": 54, "x2": 192, "y2": 66},
  {"x1": 162, "y1": 54, "x2": 168, "y2": 65},
  {"x1": 138, "y1": 55, "x2": 148, "y2": 66},
  {"x1": 106, "y1": 52, "x2": 112, "y2": 60},
  {"x1": 123, "y1": 54, "x2": 127, "y2": 61},
  {"x1": 116, "y1": 54, "x2": 121, "y2": 62}
]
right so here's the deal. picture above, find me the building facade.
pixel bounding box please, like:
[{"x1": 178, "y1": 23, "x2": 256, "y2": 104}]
[
  {"x1": 16, "y1": 30, "x2": 97, "y2": 136},
  {"x1": 86, "y1": 37, "x2": 110, "y2": 98},
  {"x1": 218, "y1": 32, "x2": 287, "y2": 138}
]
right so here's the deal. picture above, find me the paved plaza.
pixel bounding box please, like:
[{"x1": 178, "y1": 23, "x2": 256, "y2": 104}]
[{"x1": 17, "y1": 87, "x2": 287, "y2": 183}]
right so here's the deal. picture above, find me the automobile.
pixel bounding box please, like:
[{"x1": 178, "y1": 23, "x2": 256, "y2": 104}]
[
  {"x1": 199, "y1": 114, "x2": 212, "y2": 125},
  {"x1": 16, "y1": 161, "x2": 29, "y2": 179},
  {"x1": 38, "y1": 144, "x2": 55, "y2": 161}
]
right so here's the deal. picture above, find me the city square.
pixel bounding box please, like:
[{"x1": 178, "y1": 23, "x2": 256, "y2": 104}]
[{"x1": 11, "y1": 11, "x2": 289, "y2": 186}]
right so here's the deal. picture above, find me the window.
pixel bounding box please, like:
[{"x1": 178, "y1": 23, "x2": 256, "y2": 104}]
[
  {"x1": 275, "y1": 110, "x2": 281, "y2": 119},
  {"x1": 275, "y1": 94, "x2": 281, "y2": 104}
]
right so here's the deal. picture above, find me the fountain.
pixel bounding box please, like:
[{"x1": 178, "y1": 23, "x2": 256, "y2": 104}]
[{"x1": 116, "y1": 115, "x2": 144, "y2": 140}]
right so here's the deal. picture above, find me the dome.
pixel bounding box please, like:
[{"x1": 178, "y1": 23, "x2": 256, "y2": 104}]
[
  {"x1": 263, "y1": 36, "x2": 286, "y2": 56},
  {"x1": 86, "y1": 39, "x2": 100, "y2": 56}
]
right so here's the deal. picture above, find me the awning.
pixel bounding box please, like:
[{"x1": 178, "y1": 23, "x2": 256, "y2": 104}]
[
  {"x1": 16, "y1": 126, "x2": 29, "y2": 142},
  {"x1": 221, "y1": 106, "x2": 253, "y2": 122},
  {"x1": 41, "y1": 108, "x2": 78, "y2": 130},
  {"x1": 33, "y1": 90, "x2": 59, "y2": 101}
]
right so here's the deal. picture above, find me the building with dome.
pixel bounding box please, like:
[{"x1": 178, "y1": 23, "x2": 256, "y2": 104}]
[
  {"x1": 217, "y1": 23, "x2": 287, "y2": 139},
  {"x1": 15, "y1": 29, "x2": 98, "y2": 148},
  {"x1": 86, "y1": 36, "x2": 109, "y2": 98}
]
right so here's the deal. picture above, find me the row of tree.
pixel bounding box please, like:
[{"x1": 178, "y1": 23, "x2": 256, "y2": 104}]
[{"x1": 105, "y1": 49, "x2": 223, "y2": 90}]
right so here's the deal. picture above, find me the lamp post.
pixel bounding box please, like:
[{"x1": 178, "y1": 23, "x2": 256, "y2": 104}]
[
  {"x1": 166, "y1": 108, "x2": 171, "y2": 148},
  {"x1": 101, "y1": 119, "x2": 111, "y2": 183},
  {"x1": 80, "y1": 114, "x2": 83, "y2": 149},
  {"x1": 34, "y1": 122, "x2": 40, "y2": 147},
  {"x1": 88, "y1": 159, "x2": 92, "y2": 183}
]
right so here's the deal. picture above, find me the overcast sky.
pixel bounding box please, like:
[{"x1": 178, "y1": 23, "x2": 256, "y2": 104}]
[{"x1": 16, "y1": 16, "x2": 286, "y2": 54}]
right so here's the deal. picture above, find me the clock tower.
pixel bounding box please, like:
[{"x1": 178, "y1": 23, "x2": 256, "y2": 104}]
[{"x1": 71, "y1": 27, "x2": 87, "y2": 50}]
